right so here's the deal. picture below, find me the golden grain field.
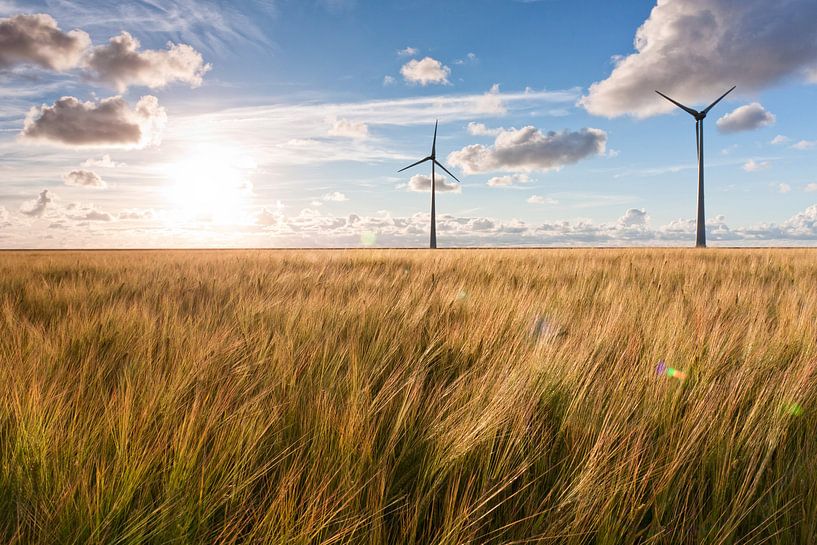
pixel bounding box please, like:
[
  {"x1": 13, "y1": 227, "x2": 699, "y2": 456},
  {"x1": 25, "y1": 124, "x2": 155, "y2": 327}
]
[{"x1": 0, "y1": 249, "x2": 815, "y2": 544}]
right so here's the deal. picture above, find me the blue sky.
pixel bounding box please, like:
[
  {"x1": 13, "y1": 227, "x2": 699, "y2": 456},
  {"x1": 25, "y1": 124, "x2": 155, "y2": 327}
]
[{"x1": 1, "y1": 0, "x2": 817, "y2": 247}]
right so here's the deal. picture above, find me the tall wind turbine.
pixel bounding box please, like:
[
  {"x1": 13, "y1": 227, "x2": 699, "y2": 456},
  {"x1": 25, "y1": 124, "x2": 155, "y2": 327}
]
[
  {"x1": 398, "y1": 120, "x2": 461, "y2": 249},
  {"x1": 655, "y1": 86, "x2": 735, "y2": 248}
]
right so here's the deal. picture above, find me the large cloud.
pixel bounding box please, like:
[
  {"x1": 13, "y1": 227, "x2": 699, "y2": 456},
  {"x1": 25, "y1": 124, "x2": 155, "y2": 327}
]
[
  {"x1": 21, "y1": 95, "x2": 167, "y2": 148},
  {"x1": 407, "y1": 174, "x2": 461, "y2": 193},
  {"x1": 447, "y1": 126, "x2": 607, "y2": 174},
  {"x1": 400, "y1": 56, "x2": 451, "y2": 86},
  {"x1": 716, "y1": 103, "x2": 776, "y2": 134},
  {"x1": 0, "y1": 13, "x2": 90, "y2": 70},
  {"x1": 85, "y1": 31, "x2": 210, "y2": 92},
  {"x1": 64, "y1": 169, "x2": 107, "y2": 188},
  {"x1": 580, "y1": 0, "x2": 817, "y2": 118}
]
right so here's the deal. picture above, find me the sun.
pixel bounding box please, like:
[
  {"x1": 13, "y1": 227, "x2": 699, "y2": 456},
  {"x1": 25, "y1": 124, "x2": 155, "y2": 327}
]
[{"x1": 164, "y1": 144, "x2": 256, "y2": 225}]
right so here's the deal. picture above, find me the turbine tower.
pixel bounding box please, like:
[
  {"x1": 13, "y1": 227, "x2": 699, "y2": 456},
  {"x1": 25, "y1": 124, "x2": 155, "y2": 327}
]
[
  {"x1": 655, "y1": 86, "x2": 735, "y2": 248},
  {"x1": 398, "y1": 120, "x2": 461, "y2": 249}
]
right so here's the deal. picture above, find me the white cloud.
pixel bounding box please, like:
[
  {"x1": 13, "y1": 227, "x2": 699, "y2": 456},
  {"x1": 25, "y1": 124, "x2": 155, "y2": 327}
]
[
  {"x1": 473, "y1": 84, "x2": 506, "y2": 115},
  {"x1": 65, "y1": 205, "x2": 113, "y2": 222},
  {"x1": 771, "y1": 135, "x2": 789, "y2": 145},
  {"x1": 793, "y1": 140, "x2": 817, "y2": 150},
  {"x1": 64, "y1": 169, "x2": 107, "y2": 188},
  {"x1": 86, "y1": 31, "x2": 210, "y2": 92},
  {"x1": 468, "y1": 122, "x2": 501, "y2": 136},
  {"x1": 455, "y1": 52, "x2": 478, "y2": 65},
  {"x1": 716, "y1": 103, "x2": 776, "y2": 134},
  {"x1": 397, "y1": 46, "x2": 418, "y2": 57},
  {"x1": 118, "y1": 209, "x2": 154, "y2": 220},
  {"x1": 487, "y1": 174, "x2": 530, "y2": 187},
  {"x1": 407, "y1": 174, "x2": 460, "y2": 193},
  {"x1": 327, "y1": 116, "x2": 369, "y2": 139},
  {"x1": 382, "y1": 75, "x2": 396, "y2": 86},
  {"x1": 0, "y1": 13, "x2": 90, "y2": 71},
  {"x1": 400, "y1": 56, "x2": 451, "y2": 86},
  {"x1": 580, "y1": 0, "x2": 817, "y2": 118},
  {"x1": 322, "y1": 191, "x2": 348, "y2": 202},
  {"x1": 618, "y1": 208, "x2": 649, "y2": 227},
  {"x1": 527, "y1": 195, "x2": 557, "y2": 205},
  {"x1": 256, "y1": 207, "x2": 283, "y2": 226},
  {"x1": 19, "y1": 189, "x2": 54, "y2": 217},
  {"x1": 743, "y1": 159, "x2": 770, "y2": 172},
  {"x1": 82, "y1": 154, "x2": 125, "y2": 168},
  {"x1": 448, "y1": 126, "x2": 607, "y2": 174},
  {"x1": 777, "y1": 183, "x2": 792, "y2": 194},
  {"x1": 804, "y1": 183, "x2": 817, "y2": 192},
  {"x1": 22, "y1": 95, "x2": 167, "y2": 149}
]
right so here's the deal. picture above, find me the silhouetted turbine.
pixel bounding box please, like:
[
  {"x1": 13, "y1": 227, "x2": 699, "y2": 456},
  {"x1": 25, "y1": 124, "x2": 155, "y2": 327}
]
[
  {"x1": 655, "y1": 86, "x2": 735, "y2": 248},
  {"x1": 398, "y1": 120, "x2": 461, "y2": 249}
]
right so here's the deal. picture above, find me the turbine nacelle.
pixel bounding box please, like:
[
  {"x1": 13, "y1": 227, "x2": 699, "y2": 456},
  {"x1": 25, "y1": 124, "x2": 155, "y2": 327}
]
[{"x1": 655, "y1": 86, "x2": 736, "y2": 121}]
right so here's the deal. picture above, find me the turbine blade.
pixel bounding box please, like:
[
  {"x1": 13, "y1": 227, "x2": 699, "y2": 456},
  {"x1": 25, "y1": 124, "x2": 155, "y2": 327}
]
[
  {"x1": 432, "y1": 120, "x2": 438, "y2": 157},
  {"x1": 433, "y1": 159, "x2": 462, "y2": 184},
  {"x1": 655, "y1": 90, "x2": 699, "y2": 117},
  {"x1": 397, "y1": 157, "x2": 431, "y2": 173},
  {"x1": 702, "y1": 85, "x2": 736, "y2": 115}
]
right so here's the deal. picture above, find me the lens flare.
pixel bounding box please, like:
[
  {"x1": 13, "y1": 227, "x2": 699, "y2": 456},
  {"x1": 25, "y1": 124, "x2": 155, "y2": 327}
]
[
  {"x1": 785, "y1": 403, "x2": 803, "y2": 416},
  {"x1": 657, "y1": 360, "x2": 687, "y2": 381},
  {"x1": 360, "y1": 232, "x2": 377, "y2": 246}
]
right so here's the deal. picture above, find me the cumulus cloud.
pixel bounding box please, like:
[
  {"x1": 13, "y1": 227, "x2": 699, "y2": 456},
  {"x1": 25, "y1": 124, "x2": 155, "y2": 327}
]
[
  {"x1": 743, "y1": 159, "x2": 770, "y2": 172},
  {"x1": 618, "y1": 208, "x2": 649, "y2": 227},
  {"x1": 487, "y1": 174, "x2": 530, "y2": 187},
  {"x1": 65, "y1": 205, "x2": 113, "y2": 221},
  {"x1": 21, "y1": 95, "x2": 167, "y2": 148},
  {"x1": 580, "y1": 0, "x2": 817, "y2": 118},
  {"x1": 0, "y1": 13, "x2": 90, "y2": 70},
  {"x1": 82, "y1": 154, "x2": 125, "y2": 168},
  {"x1": 327, "y1": 116, "x2": 369, "y2": 139},
  {"x1": 64, "y1": 169, "x2": 107, "y2": 188},
  {"x1": 407, "y1": 174, "x2": 460, "y2": 193},
  {"x1": 19, "y1": 189, "x2": 53, "y2": 217},
  {"x1": 85, "y1": 31, "x2": 210, "y2": 92},
  {"x1": 467, "y1": 122, "x2": 501, "y2": 136},
  {"x1": 400, "y1": 56, "x2": 451, "y2": 86},
  {"x1": 448, "y1": 126, "x2": 607, "y2": 174},
  {"x1": 716, "y1": 103, "x2": 776, "y2": 134},
  {"x1": 527, "y1": 195, "x2": 557, "y2": 205},
  {"x1": 771, "y1": 135, "x2": 789, "y2": 145},
  {"x1": 322, "y1": 191, "x2": 348, "y2": 202}
]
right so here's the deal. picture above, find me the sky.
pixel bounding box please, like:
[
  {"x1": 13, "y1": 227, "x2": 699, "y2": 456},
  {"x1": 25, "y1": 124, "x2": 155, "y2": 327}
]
[{"x1": 1, "y1": 0, "x2": 817, "y2": 248}]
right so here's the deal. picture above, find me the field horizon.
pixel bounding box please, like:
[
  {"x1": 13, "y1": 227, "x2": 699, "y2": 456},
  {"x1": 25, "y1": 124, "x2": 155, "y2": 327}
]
[{"x1": 1, "y1": 249, "x2": 815, "y2": 544}]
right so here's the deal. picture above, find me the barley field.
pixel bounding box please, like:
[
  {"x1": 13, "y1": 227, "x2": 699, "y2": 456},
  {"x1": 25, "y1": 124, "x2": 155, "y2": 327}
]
[{"x1": 0, "y1": 249, "x2": 815, "y2": 544}]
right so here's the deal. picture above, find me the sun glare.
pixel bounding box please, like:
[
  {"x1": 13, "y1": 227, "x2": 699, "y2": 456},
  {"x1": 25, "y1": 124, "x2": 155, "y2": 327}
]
[{"x1": 164, "y1": 145, "x2": 256, "y2": 225}]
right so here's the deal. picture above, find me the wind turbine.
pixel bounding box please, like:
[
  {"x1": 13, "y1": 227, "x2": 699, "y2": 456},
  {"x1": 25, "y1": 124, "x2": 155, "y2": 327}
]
[
  {"x1": 655, "y1": 86, "x2": 735, "y2": 248},
  {"x1": 398, "y1": 120, "x2": 461, "y2": 249}
]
